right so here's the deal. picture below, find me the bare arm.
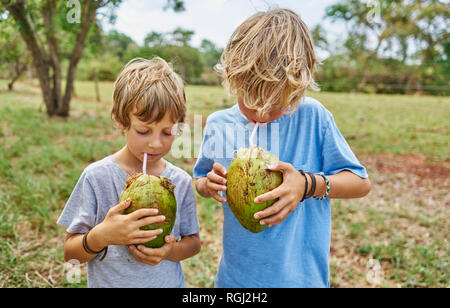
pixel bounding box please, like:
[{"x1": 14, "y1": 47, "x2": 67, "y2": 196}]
[
  {"x1": 166, "y1": 233, "x2": 201, "y2": 262},
  {"x1": 311, "y1": 170, "x2": 371, "y2": 199},
  {"x1": 254, "y1": 164, "x2": 371, "y2": 227},
  {"x1": 63, "y1": 225, "x2": 108, "y2": 263},
  {"x1": 63, "y1": 199, "x2": 164, "y2": 263}
]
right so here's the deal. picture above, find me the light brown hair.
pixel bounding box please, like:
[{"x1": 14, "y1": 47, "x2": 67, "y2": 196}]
[
  {"x1": 216, "y1": 8, "x2": 319, "y2": 116},
  {"x1": 112, "y1": 57, "x2": 186, "y2": 129}
]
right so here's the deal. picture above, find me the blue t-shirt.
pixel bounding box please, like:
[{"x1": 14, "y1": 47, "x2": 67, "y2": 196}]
[{"x1": 193, "y1": 97, "x2": 368, "y2": 288}]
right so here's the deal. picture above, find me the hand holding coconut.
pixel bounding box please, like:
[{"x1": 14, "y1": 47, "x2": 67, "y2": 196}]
[
  {"x1": 94, "y1": 198, "x2": 167, "y2": 247},
  {"x1": 127, "y1": 234, "x2": 177, "y2": 266},
  {"x1": 197, "y1": 162, "x2": 228, "y2": 203},
  {"x1": 253, "y1": 161, "x2": 307, "y2": 227}
]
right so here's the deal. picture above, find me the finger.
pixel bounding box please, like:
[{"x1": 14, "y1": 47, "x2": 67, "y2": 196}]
[
  {"x1": 254, "y1": 198, "x2": 287, "y2": 220},
  {"x1": 207, "y1": 181, "x2": 227, "y2": 192},
  {"x1": 129, "y1": 235, "x2": 158, "y2": 245},
  {"x1": 211, "y1": 191, "x2": 227, "y2": 203},
  {"x1": 207, "y1": 171, "x2": 227, "y2": 185},
  {"x1": 109, "y1": 198, "x2": 131, "y2": 215},
  {"x1": 135, "y1": 215, "x2": 166, "y2": 228},
  {"x1": 128, "y1": 208, "x2": 159, "y2": 220},
  {"x1": 134, "y1": 228, "x2": 163, "y2": 239},
  {"x1": 127, "y1": 245, "x2": 147, "y2": 262},
  {"x1": 254, "y1": 186, "x2": 283, "y2": 204},
  {"x1": 136, "y1": 244, "x2": 163, "y2": 257},
  {"x1": 259, "y1": 205, "x2": 292, "y2": 226},
  {"x1": 213, "y1": 162, "x2": 227, "y2": 177}
]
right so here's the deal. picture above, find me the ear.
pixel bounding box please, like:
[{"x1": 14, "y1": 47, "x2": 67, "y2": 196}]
[{"x1": 113, "y1": 113, "x2": 125, "y2": 131}]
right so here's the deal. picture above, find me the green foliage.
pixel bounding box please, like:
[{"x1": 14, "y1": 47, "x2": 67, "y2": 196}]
[
  {"x1": 321, "y1": 0, "x2": 450, "y2": 95},
  {"x1": 128, "y1": 44, "x2": 205, "y2": 84},
  {"x1": 79, "y1": 27, "x2": 222, "y2": 85}
]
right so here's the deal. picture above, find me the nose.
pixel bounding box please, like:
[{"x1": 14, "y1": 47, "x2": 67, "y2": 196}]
[{"x1": 147, "y1": 135, "x2": 163, "y2": 148}]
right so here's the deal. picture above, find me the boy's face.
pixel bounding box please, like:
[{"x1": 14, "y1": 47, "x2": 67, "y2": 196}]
[
  {"x1": 116, "y1": 112, "x2": 176, "y2": 164},
  {"x1": 238, "y1": 97, "x2": 286, "y2": 124}
]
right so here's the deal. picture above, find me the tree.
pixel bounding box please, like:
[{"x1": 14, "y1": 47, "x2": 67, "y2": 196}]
[
  {"x1": 170, "y1": 27, "x2": 194, "y2": 46},
  {"x1": 0, "y1": 0, "x2": 185, "y2": 117},
  {"x1": 326, "y1": 0, "x2": 449, "y2": 94},
  {"x1": 200, "y1": 39, "x2": 222, "y2": 70},
  {"x1": 0, "y1": 17, "x2": 31, "y2": 90}
]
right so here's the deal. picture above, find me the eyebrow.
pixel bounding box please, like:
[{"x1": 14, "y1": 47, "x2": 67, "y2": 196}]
[{"x1": 134, "y1": 123, "x2": 173, "y2": 130}]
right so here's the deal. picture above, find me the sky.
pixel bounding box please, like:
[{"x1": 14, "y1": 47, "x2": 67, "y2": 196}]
[{"x1": 101, "y1": 0, "x2": 346, "y2": 59}]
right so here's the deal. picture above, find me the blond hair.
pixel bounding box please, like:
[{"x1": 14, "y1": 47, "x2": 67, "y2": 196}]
[
  {"x1": 112, "y1": 57, "x2": 186, "y2": 128},
  {"x1": 216, "y1": 9, "x2": 319, "y2": 115}
]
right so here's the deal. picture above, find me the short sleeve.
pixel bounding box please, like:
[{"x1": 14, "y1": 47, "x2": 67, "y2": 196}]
[
  {"x1": 193, "y1": 122, "x2": 215, "y2": 178},
  {"x1": 321, "y1": 112, "x2": 368, "y2": 179},
  {"x1": 57, "y1": 170, "x2": 98, "y2": 234},
  {"x1": 178, "y1": 178, "x2": 200, "y2": 237}
]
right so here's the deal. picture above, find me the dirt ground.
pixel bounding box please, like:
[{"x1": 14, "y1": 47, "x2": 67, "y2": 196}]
[{"x1": 330, "y1": 153, "x2": 449, "y2": 288}]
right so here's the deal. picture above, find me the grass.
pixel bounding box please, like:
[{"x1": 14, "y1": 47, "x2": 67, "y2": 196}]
[{"x1": 0, "y1": 79, "x2": 448, "y2": 288}]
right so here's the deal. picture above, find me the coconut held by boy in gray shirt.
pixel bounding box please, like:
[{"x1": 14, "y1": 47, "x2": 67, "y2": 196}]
[{"x1": 57, "y1": 155, "x2": 200, "y2": 288}]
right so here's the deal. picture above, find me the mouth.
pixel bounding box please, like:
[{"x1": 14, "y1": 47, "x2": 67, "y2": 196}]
[{"x1": 144, "y1": 153, "x2": 160, "y2": 158}]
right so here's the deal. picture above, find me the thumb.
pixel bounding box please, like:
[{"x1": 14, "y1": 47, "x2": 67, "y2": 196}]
[
  {"x1": 266, "y1": 161, "x2": 291, "y2": 172},
  {"x1": 164, "y1": 235, "x2": 176, "y2": 244},
  {"x1": 110, "y1": 198, "x2": 131, "y2": 215}
]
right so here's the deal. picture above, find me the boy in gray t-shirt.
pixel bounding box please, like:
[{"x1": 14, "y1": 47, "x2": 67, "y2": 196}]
[{"x1": 57, "y1": 57, "x2": 200, "y2": 288}]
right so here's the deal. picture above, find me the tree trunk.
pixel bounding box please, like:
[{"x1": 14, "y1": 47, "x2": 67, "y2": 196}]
[
  {"x1": 3, "y1": 0, "x2": 99, "y2": 117},
  {"x1": 59, "y1": 1, "x2": 98, "y2": 117},
  {"x1": 8, "y1": 62, "x2": 27, "y2": 91},
  {"x1": 4, "y1": 0, "x2": 55, "y2": 116},
  {"x1": 94, "y1": 68, "x2": 101, "y2": 102}
]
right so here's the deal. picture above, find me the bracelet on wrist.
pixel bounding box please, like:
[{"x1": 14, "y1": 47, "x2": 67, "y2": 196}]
[
  {"x1": 298, "y1": 170, "x2": 308, "y2": 202},
  {"x1": 313, "y1": 173, "x2": 330, "y2": 200},
  {"x1": 82, "y1": 229, "x2": 108, "y2": 261},
  {"x1": 305, "y1": 172, "x2": 316, "y2": 199}
]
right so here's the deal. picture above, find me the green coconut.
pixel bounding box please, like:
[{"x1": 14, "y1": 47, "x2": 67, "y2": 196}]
[
  {"x1": 226, "y1": 146, "x2": 283, "y2": 233},
  {"x1": 119, "y1": 173, "x2": 177, "y2": 248}
]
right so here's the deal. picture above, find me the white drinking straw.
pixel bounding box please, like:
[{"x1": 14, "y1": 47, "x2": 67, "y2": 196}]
[
  {"x1": 250, "y1": 122, "x2": 260, "y2": 147},
  {"x1": 142, "y1": 152, "x2": 148, "y2": 174}
]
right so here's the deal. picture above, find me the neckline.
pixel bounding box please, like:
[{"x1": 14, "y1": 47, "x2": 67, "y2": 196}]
[{"x1": 108, "y1": 155, "x2": 170, "y2": 178}]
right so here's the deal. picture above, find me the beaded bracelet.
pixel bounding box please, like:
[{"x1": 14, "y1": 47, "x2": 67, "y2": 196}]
[{"x1": 314, "y1": 173, "x2": 330, "y2": 200}]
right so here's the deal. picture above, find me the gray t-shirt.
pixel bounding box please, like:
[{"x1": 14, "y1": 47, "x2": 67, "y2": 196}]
[{"x1": 57, "y1": 155, "x2": 199, "y2": 288}]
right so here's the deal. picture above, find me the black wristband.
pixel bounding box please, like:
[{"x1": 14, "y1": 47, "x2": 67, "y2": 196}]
[
  {"x1": 305, "y1": 172, "x2": 316, "y2": 199},
  {"x1": 82, "y1": 229, "x2": 108, "y2": 261},
  {"x1": 298, "y1": 170, "x2": 308, "y2": 202}
]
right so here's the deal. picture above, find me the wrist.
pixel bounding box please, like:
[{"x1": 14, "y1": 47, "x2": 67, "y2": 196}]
[
  {"x1": 89, "y1": 224, "x2": 109, "y2": 250},
  {"x1": 305, "y1": 173, "x2": 314, "y2": 196},
  {"x1": 313, "y1": 173, "x2": 329, "y2": 198}
]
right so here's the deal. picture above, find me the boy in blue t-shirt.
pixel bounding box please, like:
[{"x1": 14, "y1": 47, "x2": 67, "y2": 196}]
[{"x1": 193, "y1": 9, "x2": 371, "y2": 287}]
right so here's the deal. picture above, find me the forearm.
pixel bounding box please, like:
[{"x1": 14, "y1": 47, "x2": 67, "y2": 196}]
[
  {"x1": 166, "y1": 233, "x2": 201, "y2": 262},
  {"x1": 63, "y1": 224, "x2": 108, "y2": 263},
  {"x1": 310, "y1": 170, "x2": 371, "y2": 199}
]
